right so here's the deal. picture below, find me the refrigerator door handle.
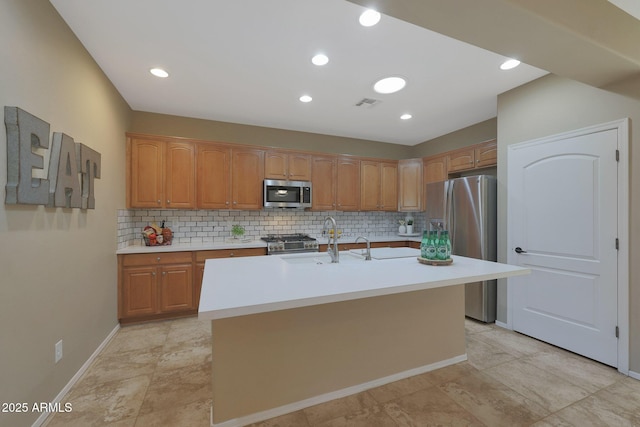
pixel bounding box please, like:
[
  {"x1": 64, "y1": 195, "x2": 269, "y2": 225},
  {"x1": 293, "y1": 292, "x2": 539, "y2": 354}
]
[{"x1": 446, "y1": 180, "x2": 454, "y2": 244}]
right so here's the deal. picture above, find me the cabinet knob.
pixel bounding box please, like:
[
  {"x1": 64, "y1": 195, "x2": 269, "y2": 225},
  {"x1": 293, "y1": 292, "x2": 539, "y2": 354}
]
[
  {"x1": 229, "y1": 252, "x2": 234, "y2": 257},
  {"x1": 157, "y1": 257, "x2": 161, "y2": 261},
  {"x1": 162, "y1": 271, "x2": 166, "y2": 276},
  {"x1": 225, "y1": 201, "x2": 229, "y2": 205},
  {"x1": 233, "y1": 201, "x2": 237, "y2": 205},
  {"x1": 157, "y1": 200, "x2": 161, "y2": 204},
  {"x1": 167, "y1": 200, "x2": 171, "y2": 204},
  {"x1": 152, "y1": 272, "x2": 156, "y2": 276}
]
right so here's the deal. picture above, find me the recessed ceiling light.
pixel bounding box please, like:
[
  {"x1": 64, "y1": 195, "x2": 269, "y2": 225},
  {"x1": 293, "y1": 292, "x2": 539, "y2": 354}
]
[
  {"x1": 311, "y1": 54, "x2": 329, "y2": 66},
  {"x1": 299, "y1": 95, "x2": 313, "y2": 103},
  {"x1": 500, "y1": 59, "x2": 521, "y2": 70},
  {"x1": 400, "y1": 113, "x2": 412, "y2": 120},
  {"x1": 359, "y1": 9, "x2": 381, "y2": 27},
  {"x1": 150, "y1": 68, "x2": 169, "y2": 78},
  {"x1": 373, "y1": 76, "x2": 406, "y2": 94}
]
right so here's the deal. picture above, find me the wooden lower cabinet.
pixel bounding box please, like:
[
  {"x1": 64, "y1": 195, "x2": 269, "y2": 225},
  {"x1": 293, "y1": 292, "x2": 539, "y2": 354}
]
[{"x1": 119, "y1": 252, "x2": 195, "y2": 324}]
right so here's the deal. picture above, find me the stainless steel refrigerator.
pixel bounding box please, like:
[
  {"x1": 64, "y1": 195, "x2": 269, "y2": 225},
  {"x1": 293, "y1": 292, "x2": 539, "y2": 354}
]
[{"x1": 425, "y1": 175, "x2": 497, "y2": 322}]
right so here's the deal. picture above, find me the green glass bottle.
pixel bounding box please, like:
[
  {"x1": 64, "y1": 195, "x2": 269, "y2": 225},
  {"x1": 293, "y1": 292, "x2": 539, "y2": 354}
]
[
  {"x1": 437, "y1": 230, "x2": 451, "y2": 260},
  {"x1": 425, "y1": 231, "x2": 438, "y2": 260},
  {"x1": 420, "y1": 230, "x2": 429, "y2": 258}
]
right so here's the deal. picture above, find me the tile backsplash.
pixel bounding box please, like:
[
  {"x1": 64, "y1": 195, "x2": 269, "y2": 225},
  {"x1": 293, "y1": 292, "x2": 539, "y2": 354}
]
[{"x1": 117, "y1": 209, "x2": 425, "y2": 248}]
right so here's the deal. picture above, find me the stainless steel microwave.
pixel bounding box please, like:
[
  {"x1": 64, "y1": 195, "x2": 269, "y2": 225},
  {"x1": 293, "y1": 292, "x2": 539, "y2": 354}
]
[{"x1": 263, "y1": 179, "x2": 312, "y2": 209}]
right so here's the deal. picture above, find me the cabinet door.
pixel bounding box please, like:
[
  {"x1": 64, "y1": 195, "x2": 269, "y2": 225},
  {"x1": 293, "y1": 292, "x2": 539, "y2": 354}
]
[
  {"x1": 336, "y1": 157, "x2": 359, "y2": 211},
  {"x1": 398, "y1": 159, "x2": 422, "y2": 212},
  {"x1": 165, "y1": 142, "x2": 196, "y2": 209},
  {"x1": 380, "y1": 162, "x2": 398, "y2": 211},
  {"x1": 288, "y1": 153, "x2": 312, "y2": 181},
  {"x1": 311, "y1": 155, "x2": 336, "y2": 210},
  {"x1": 159, "y1": 264, "x2": 194, "y2": 313},
  {"x1": 447, "y1": 148, "x2": 475, "y2": 172},
  {"x1": 129, "y1": 138, "x2": 163, "y2": 208},
  {"x1": 360, "y1": 161, "x2": 381, "y2": 211},
  {"x1": 264, "y1": 151, "x2": 288, "y2": 180},
  {"x1": 475, "y1": 140, "x2": 497, "y2": 168},
  {"x1": 231, "y1": 148, "x2": 264, "y2": 210},
  {"x1": 197, "y1": 143, "x2": 231, "y2": 209},
  {"x1": 121, "y1": 266, "x2": 158, "y2": 317},
  {"x1": 424, "y1": 155, "x2": 448, "y2": 184}
]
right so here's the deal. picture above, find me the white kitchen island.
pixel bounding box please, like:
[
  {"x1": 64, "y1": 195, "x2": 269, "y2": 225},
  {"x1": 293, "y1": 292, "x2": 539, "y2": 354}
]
[{"x1": 199, "y1": 249, "x2": 529, "y2": 427}]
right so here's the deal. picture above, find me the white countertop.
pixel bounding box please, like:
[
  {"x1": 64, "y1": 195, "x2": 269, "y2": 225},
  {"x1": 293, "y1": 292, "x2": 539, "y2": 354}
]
[
  {"x1": 115, "y1": 234, "x2": 421, "y2": 254},
  {"x1": 198, "y1": 249, "x2": 529, "y2": 320}
]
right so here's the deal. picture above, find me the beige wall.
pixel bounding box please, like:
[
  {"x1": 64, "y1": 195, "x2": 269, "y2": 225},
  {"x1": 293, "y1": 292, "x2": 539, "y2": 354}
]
[
  {"x1": 131, "y1": 111, "x2": 414, "y2": 160},
  {"x1": 496, "y1": 74, "x2": 640, "y2": 372},
  {"x1": 410, "y1": 118, "x2": 497, "y2": 158},
  {"x1": 0, "y1": 1, "x2": 131, "y2": 425}
]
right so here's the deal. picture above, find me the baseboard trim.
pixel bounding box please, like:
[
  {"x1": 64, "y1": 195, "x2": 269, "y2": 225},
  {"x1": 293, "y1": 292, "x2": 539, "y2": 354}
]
[
  {"x1": 628, "y1": 370, "x2": 640, "y2": 381},
  {"x1": 495, "y1": 320, "x2": 509, "y2": 329},
  {"x1": 210, "y1": 353, "x2": 467, "y2": 427},
  {"x1": 35, "y1": 324, "x2": 120, "y2": 427}
]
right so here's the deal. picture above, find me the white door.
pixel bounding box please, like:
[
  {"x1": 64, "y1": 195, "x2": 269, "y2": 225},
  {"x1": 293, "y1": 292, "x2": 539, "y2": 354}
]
[{"x1": 507, "y1": 123, "x2": 622, "y2": 367}]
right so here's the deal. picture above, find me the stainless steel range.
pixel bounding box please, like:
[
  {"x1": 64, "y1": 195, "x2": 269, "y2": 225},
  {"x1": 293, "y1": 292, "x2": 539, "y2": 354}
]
[{"x1": 261, "y1": 233, "x2": 319, "y2": 255}]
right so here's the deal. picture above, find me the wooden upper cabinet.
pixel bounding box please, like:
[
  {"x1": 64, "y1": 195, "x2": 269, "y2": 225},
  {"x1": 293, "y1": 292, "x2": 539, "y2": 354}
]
[
  {"x1": 447, "y1": 148, "x2": 475, "y2": 173},
  {"x1": 128, "y1": 137, "x2": 195, "y2": 209},
  {"x1": 423, "y1": 155, "x2": 448, "y2": 184},
  {"x1": 336, "y1": 157, "x2": 359, "y2": 211},
  {"x1": 360, "y1": 161, "x2": 380, "y2": 211},
  {"x1": 311, "y1": 155, "x2": 337, "y2": 211},
  {"x1": 445, "y1": 140, "x2": 497, "y2": 174},
  {"x1": 197, "y1": 143, "x2": 231, "y2": 209},
  {"x1": 380, "y1": 162, "x2": 398, "y2": 211},
  {"x1": 231, "y1": 148, "x2": 264, "y2": 210},
  {"x1": 165, "y1": 142, "x2": 196, "y2": 209},
  {"x1": 129, "y1": 138, "x2": 163, "y2": 208},
  {"x1": 360, "y1": 160, "x2": 397, "y2": 211},
  {"x1": 475, "y1": 139, "x2": 497, "y2": 168},
  {"x1": 398, "y1": 158, "x2": 423, "y2": 212},
  {"x1": 265, "y1": 151, "x2": 311, "y2": 181}
]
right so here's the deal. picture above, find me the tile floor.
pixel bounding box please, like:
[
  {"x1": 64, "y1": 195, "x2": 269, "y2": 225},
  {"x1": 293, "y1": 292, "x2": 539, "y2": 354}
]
[{"x1": 44, "y1": 317, "x2": 640, "y2": 427}]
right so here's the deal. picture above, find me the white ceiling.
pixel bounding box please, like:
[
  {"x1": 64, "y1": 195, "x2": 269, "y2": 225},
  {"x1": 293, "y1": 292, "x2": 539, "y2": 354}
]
[{"x1": 50, "y1": 0, "x2": 548, "y2": 146}]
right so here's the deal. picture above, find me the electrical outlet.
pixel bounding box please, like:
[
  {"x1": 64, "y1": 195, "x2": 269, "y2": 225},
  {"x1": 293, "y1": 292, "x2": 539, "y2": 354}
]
[{"x1": 55, "y1": 340, "x2": 63, "y2": 363}]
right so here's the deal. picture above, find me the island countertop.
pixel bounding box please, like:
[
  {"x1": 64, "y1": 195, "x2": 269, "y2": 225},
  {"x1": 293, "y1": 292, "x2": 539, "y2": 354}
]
[{"x1": 198, "y1": 249, "x2": 529, "y2": 320}]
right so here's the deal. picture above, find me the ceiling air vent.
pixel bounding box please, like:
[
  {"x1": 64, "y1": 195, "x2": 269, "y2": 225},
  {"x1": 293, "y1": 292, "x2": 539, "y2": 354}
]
[{"x1": 354, "y1": 98, "x2": 381, "y2": 108}]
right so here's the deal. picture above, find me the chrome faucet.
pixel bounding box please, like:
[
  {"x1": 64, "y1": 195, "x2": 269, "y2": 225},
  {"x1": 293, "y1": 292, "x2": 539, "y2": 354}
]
[
  {"x1": 322, "y1": 216, "x2": 339, "y2": 263},
  {"x1": 355, "y1": 236, "x2": 371, "y2": 260}
]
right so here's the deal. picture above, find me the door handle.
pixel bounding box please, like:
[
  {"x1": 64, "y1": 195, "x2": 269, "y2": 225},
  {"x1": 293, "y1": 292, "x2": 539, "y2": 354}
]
[{"x1": 515, "y1": 247, "x2": 527, "y2": 254}]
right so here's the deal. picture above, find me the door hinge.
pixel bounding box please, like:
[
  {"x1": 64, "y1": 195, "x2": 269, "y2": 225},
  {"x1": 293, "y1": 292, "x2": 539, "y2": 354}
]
[
  {"x1": 615, "y1": 326, "x2": 619, "y2": 338},
  {"x1": 616, "y1": 238, "x2": 619, "y2": 250},
  {"x1": 616, "y1": 149, "x2": 620, "y2": 161}
]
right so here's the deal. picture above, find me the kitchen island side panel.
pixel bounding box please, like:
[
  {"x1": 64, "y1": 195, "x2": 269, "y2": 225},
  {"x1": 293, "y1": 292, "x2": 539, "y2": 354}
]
[{"x1": 211, "y1": 285, "x2": 465, "y2": 424}]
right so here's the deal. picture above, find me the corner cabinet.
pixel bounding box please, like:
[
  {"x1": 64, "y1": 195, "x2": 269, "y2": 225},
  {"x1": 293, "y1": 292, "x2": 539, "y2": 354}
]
[
  {"x1": 127, "y1": 136, "x2": 195, "y2": 209},
  {"x1": 360, "y1": 160, "x2": 397, "y2": 211},
  {"x1": 118, "y1": 252, "x2": 195, "y2": 324}
]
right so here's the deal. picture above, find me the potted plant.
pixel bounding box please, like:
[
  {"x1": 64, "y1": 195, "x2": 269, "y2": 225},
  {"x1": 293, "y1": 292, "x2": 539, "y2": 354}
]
[
  {"x1": 231, "y1": 224, "x2": 245, "y2": 239},
  {"x1": 406, "y1": 219, "x2": 414, "y2": 234}
]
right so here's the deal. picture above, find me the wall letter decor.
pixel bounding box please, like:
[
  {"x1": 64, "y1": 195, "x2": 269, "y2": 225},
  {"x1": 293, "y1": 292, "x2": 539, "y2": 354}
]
[{"x1": 4, "y1": 106, "x2": 102, "y2": 209}]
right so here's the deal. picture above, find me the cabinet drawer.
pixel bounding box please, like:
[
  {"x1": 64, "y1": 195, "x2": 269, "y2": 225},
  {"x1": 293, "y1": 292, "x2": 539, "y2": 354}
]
[
  {"x1": 121, "y1": 252, "x2": 193, "y2": 266},
  {"x1": 195, "y1": 248, "x2": 266, "y2": 262}
]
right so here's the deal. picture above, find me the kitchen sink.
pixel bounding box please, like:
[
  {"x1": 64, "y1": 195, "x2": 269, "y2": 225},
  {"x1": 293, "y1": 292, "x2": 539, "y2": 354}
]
[{"x1": 280, "y1": 252, "x2": 367, "y2": 265}]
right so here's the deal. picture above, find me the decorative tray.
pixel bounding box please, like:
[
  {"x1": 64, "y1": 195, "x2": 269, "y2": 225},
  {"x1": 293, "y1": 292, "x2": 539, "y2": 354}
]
[{"x1": 417, "y1": 257, "x2": 453, "y2": 266}]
